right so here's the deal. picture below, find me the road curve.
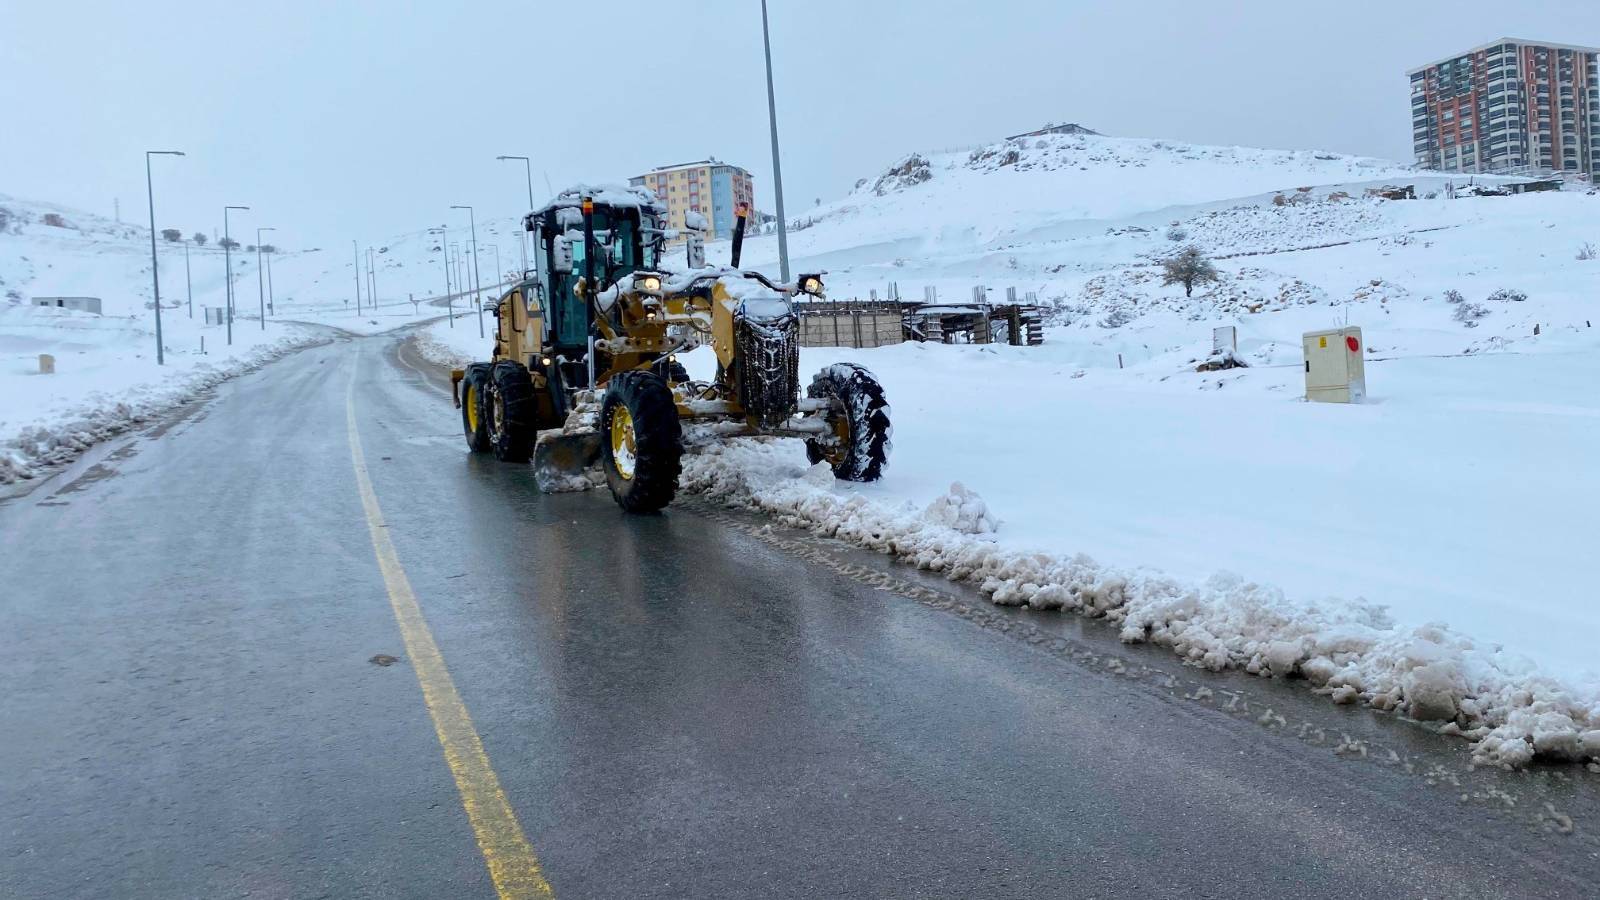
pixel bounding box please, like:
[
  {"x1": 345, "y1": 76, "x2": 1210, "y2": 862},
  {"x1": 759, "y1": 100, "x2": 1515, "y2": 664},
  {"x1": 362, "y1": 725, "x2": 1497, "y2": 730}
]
[{"x1": 2, "y1": 330, "x2": 1596, "y2": 899}]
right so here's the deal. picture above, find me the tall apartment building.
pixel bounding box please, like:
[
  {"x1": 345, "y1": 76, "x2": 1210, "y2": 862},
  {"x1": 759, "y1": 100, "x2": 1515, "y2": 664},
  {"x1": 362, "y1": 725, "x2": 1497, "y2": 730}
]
[
  {"x1": 629, "y1": 160, "x2": 754, "y2": 239},
  {"x1": 1409, "y1": 38, "x2": 1600, "y2": 177}
]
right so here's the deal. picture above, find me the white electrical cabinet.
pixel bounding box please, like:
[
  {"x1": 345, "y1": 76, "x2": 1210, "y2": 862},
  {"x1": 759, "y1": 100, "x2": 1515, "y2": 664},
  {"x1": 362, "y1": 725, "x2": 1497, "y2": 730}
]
[{"x1": 1303, "y1": 326, "x2": 1366, "y2": 403}]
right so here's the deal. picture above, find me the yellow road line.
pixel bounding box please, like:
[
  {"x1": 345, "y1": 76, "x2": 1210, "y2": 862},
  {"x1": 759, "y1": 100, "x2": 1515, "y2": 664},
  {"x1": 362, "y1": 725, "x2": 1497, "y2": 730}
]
[{"x1": 345, "y1": 355, "x2": 554, "y2": 899}]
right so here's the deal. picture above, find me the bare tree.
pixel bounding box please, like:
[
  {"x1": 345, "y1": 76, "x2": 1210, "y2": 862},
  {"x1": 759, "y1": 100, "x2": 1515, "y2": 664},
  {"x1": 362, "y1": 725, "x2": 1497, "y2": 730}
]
[
  {"x1": 192, "y1": 232, "x2": 208, "y2": 247},
  {"x1": 1161, "y1": 246, "x2": 1219, "y2": 298},
  {"x1": 161, "y1": 228, "x2": 182, "y2": 243}
]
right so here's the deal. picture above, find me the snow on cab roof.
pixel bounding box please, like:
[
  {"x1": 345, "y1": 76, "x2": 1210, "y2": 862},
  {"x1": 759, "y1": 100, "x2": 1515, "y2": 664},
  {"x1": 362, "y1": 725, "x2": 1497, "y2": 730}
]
[{"x1": 534, "y1": 184, "x2": 663, "y2": 217}]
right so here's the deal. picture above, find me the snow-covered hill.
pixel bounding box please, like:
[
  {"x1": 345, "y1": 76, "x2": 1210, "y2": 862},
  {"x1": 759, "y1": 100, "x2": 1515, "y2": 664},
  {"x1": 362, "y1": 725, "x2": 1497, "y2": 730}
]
[
  {"x1": 691, "y1": 132, "x2": 1600, "y2": 766},
  {"x1": 0, "y1": 191, "x2": 518, "y2": 483}
]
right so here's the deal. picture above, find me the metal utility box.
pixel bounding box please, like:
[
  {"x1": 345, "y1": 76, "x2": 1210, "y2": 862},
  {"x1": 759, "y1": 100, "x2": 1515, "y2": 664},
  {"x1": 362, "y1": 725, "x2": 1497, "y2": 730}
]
[
  {"x1": 204, "y1": 307, "x2": 227, "y2": 326},
  {"x1": 1303, "y1": 327, "x2": 1366, "y2": 403}
]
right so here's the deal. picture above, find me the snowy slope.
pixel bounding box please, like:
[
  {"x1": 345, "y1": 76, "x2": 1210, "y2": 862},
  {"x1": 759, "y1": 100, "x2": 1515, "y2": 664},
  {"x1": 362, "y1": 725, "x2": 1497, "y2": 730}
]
[
  {"x1": 0, "y1": 193, "x2": 321, "y2": 483},
  {"x1": 669, "y1": 132, "x2": 1600, "y2": 766},
  {"x1": 0, "y1": 189, "x2": 526, "y2": 482}
]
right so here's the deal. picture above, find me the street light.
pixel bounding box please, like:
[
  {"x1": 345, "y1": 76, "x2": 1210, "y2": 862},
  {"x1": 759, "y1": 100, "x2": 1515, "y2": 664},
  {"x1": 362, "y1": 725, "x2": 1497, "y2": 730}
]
[
  {"x1": 429, "y1": 226, "x2": 453, "y2": 327},
  {"x1": 265, "y1": 244, "x2": 276, "y2": 317},
  {"x1": 256, "y1": 226, "x2": 275, "y2": 330},
  {"x1": 760, "y1": 0, "x2": 791, "y2": 282},
  {"x1": 451, "y1": 205, "x2": 484, "y2": 338},
  {"x1": 145, "y1": 151, "x2": 184, "y2": 365},
  {"x1": 367, "y1": 247, "x2": 378, "y2": 310},
  {"x1": 352, "y1": 240, "x2": 362, "y2": 314},
  {"x1": 489, "y1": 243, "x2": 501, "y2": 290},
  {"x1": 183, "y1": 237, "x2": 193, "y2": 319},
  {"x1": 223, "y1": 205, "x2": 249, "y2": 346},
  {"x1": 496, "y1": 154, "x2": 536, "y2": 274}
]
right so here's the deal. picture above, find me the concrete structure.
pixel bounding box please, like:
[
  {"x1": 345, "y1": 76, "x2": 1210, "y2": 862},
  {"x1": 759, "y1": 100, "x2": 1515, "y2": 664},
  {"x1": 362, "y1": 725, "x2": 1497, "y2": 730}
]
[
  {"x1": 1409, "y1": 38, "x2": 1600, "y2": 177},
  {"x1": 33, "y1": 296, "x2": 103, "y2": 314},
  {"x1": 630, "y1": 160, "x2": 754, "y2": 239}
]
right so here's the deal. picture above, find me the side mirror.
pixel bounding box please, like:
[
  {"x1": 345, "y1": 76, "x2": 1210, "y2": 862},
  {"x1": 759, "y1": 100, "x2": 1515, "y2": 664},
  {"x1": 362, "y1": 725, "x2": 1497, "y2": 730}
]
[
  {"x1": 687, "y1": 234, "x2": 706, "y2": 269},
  {"x1": 552, "y1": 236, "x2": 573, "y2": 274}
]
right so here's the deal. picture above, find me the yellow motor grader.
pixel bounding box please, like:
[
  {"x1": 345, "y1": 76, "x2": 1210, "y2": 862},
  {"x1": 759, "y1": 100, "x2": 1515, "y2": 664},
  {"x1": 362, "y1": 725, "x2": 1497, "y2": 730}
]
[{"x1": 451, "y1": 185, "x2": 891, "y2": 513}]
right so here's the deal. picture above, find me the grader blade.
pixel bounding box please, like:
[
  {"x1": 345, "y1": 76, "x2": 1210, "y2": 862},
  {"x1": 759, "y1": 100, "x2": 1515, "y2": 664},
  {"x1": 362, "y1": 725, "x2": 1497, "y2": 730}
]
[{"x1": 532, "y1": 431, "x2": 602, "y2": 492}]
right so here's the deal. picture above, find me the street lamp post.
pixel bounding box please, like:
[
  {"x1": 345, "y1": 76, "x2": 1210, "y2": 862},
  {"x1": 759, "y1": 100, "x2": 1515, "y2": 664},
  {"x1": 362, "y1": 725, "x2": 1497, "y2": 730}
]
[
  {"x1": 184, "y1": 238, "x2": 193, "y2": 318},
  {"x1": 490, "y1": 244, "x2": 501, "y2": 290},
  {"x1": 429, "y1": 226, "x2": 453, "y2": 327},
  {"x1": 352, "y1": 240, "x2": 362, "y2": 314},
  {"x1": 265, "y1": 245, "x2": 275, "y2": 316},
  {"x1": 145, "y1": 151, "x2": 184, "y2": 365},
  {"x1": 368, "y1": 247, "x2": 378, "y2": 310},
  {"x1": 224, "y1": 205, "x2": 249, "y2": 346},
  {"x1": 760, "y1": 0, "x2": 791, "y2": 282},
  {"x1": 256, "y1": 226, "x2": 275, "y2": 329},
  {"x1": 452, "y1": 205, "x2": 484, "y2": 338},
  {"x1": 496, "y1": 154, "x2": 536, "y2": 275}
]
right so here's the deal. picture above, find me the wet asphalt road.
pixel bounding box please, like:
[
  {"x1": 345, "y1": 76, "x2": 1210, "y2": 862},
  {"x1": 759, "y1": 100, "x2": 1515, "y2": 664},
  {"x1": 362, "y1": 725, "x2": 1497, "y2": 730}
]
[{"x1": 2, "y1": 329, "x2": 1597, "y2": 899}]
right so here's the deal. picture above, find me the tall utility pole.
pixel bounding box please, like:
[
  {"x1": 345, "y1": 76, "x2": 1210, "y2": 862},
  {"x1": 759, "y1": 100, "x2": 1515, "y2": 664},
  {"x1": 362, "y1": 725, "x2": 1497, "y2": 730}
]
[
  {"x1": 224, "y1": 205, "x2": 249, "y2": 346},
  {"x1": 760, "y1": 0, "x2": 791, "y2": 282},
  {"x1": 256, "y1": 226, "x2": 274, "y2": 329},
  {"x1": 496, "y1": 154, "x2": 536, "y2": 275},
  {"x1": 145, "y1": 151, "x2": 184, "y2": 365},
  {"x1": 429, "y1": 226, "x2": 453, "y2": 327},
  {"x1": 367, "y1": 247, "x2": 377, "y2": 310},
  {"x1": 184, "y1": 239, "x2": 193, "y2": 318},
  {"x1": 452, "y1": 205, "x2": 484, "y2": 338},
  {"x1": 352, "y1": 240, "x2": 362, "y2": 313},
  {"x1": 490, "y1": 244, "x2": 501, "y2": 289},
  {"x1": 265, "y1": 246, "x2": 275, "y2": 316}
]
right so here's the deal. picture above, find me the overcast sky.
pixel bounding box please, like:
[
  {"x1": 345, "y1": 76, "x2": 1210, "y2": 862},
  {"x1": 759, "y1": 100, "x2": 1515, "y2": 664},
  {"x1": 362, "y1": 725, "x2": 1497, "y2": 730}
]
[{"x1": 4, "y1": 1, "x2": 1597, "y2": 249}]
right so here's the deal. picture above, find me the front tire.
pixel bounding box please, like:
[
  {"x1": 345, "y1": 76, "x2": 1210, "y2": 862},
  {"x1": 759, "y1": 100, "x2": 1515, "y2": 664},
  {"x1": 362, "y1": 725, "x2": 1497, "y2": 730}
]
[
  {"x1": 487, "y1": 361, "x2": 535, "y2": 463},
  {"x1": 461, "y1": 364, "x2": 491, "y2": 453},
  {"x1": 805, "y1": 363, "x2": 891, "y2": 482},
  {"x1": 600, "y1": 370, "x2": 682, "y2": 513}
]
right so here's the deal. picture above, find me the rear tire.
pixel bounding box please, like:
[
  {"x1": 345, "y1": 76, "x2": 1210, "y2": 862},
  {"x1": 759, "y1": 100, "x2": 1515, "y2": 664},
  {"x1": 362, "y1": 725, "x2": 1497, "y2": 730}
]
[
  {"x1": 487, "y1": 361, "x2": 535, "y2": 463},
  {"x1": 805, "y1": 363, "x2": 891, "y2": 482},
  {"x1": 600, "y1": 370, "x2": 682, "y2": 513},
  {"x1": 461, "y1": 365, "x2": 491, "y2": 453}
]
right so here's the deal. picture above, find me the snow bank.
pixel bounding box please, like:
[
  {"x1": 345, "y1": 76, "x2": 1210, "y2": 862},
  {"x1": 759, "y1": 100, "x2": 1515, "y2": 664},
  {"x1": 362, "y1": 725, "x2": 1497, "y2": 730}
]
[
  {"x1": 679, "y1": 437, "x2": 1600, "y2": 769},
  {"x1": 1, "y1": 328, "x2": 319, "y2": 484}
]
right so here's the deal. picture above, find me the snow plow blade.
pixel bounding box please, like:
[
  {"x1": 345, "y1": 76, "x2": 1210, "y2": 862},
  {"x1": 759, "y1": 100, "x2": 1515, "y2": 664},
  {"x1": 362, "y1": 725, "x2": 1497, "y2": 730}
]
[{"x1": 532, "y1": 431, "x2": 601, "y2": 492}]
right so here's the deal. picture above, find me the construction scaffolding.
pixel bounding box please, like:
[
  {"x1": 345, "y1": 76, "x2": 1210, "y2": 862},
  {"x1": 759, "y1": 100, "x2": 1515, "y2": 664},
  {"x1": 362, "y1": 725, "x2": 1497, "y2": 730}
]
[{"x1": 793, "y1": 300, "x2": 907, "y2": 349}]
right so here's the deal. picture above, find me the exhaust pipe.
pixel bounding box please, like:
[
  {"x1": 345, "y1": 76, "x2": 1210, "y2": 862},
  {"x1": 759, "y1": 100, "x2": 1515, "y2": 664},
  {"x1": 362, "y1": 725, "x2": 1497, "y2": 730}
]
[
  {"x1": 730, "y1": 202, "x2": 748, "y2": 268},
  {"x1": 581, "y1": 195, "x2": 596, "y2": 332}
]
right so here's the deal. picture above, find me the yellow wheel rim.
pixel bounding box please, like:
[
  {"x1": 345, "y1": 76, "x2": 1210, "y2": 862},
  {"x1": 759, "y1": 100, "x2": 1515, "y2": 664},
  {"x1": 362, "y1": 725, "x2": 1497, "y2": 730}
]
[
  {"x1": 465, "y1": 384, "x2": 479, "y2": 433},
  {"x1": 610, "y1": 405, "x2": 637, "y2": 480},
  {"x1": 821, "y1": 415, "x2": 850, "y2": 465}
]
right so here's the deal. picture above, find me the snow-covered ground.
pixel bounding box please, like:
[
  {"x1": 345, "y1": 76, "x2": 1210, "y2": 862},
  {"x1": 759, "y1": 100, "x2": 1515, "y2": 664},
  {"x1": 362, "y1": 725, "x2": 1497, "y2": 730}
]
[
  {"x1": 11, "y1": 130, "x2": 1599, "y2": 766},
  {"x1": 669, "y1": 132, "x2": 1600, "y2": 767},
  {"x1": 0, "y1": 190, "x2": 516, "y2": 483}
]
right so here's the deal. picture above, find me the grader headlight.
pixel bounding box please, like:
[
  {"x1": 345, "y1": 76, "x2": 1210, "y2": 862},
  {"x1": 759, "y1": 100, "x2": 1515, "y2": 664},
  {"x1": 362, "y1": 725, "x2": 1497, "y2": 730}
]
[
  {"x1": 634, "y1": 274, "x2": 663, "y2": 294},
  {"x1": 798, "y1": 274, "x2": 824, "y2": 296}
]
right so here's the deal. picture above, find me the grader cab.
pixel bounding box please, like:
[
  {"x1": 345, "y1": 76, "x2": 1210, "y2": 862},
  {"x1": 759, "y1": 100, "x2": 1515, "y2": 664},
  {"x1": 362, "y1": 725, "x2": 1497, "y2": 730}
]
[{"x1": 452, "y1": 185, "x2": 890, "y2": 513}]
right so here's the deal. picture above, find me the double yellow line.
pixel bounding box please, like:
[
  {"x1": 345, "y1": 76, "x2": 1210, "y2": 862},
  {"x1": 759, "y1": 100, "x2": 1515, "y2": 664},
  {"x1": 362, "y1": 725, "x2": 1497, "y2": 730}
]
[{"x1": 346, "y1": 356, "x2": 554, "y2": 898}]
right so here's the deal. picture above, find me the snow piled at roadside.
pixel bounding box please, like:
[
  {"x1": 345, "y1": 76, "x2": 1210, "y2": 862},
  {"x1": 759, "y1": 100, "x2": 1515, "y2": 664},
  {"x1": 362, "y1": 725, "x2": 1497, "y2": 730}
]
[
  {"x1": 0, "y1": 330, "x2": 320, "y2": 484},
  {"x1": 680, "y1": 437, "x2": 1600, "y2": 769}
]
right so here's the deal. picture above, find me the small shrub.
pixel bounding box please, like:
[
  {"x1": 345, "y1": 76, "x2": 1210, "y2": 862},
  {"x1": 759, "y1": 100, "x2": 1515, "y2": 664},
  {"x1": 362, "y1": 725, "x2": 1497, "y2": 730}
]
[
  {"x1": 1099, "y1": 308, "x2": 1136, "y2": 328},
  {"x1": 161, "y1": 228, "x2": 182, "y2": 242},
  {"x1": 1165, "y1": 225, "x2": 1188, "y2": 242},
  {"x1": 1578, "y1": 242, "x2": 1596, "y2": 261},
  {"x1": 42, "y1": 213, "x2": 67, "y2": 228},
  {"x1": 1486, "y1": 288, "x2": 1527, "y2": 303},
  {"x1": 1453, "y1": 302, "x2": 1489, "y2": 326},
  {"x1": 1443, "y1": 289, "x2": 1465, "y2": 304}
]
